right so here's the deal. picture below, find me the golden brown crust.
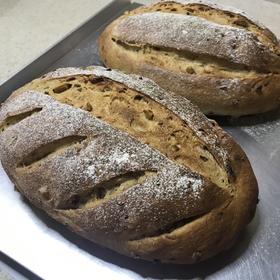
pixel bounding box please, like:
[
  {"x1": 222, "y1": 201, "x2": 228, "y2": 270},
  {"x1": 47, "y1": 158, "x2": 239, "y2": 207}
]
[
  {"x1": 119, "y1": 126, "x2": 258, "y2": 263},
  {"x1": 98, "y1": 1, "x2": 280, "y2": 116},
  {"x1": 0, "y1": 67, "x2": 258, "y2": 263}
]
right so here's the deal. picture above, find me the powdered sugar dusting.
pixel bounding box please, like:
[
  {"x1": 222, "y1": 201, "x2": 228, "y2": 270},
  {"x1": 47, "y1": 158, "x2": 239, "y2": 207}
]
[
  {"x1": 86, "y1": 165, "x2": 96, "y2": 178},
  {"x1": 112, "y1": 152, "x2": 130, "y2": 165},
  {"x1": 44, "y1": 66, "x2": 231, "y2": 170},
  {"x1": 115, "y1": 12, "x2": 270, "y2": 71},
  {"x1": 177, "y1": 175, "x2": 203, "y2": 199}
]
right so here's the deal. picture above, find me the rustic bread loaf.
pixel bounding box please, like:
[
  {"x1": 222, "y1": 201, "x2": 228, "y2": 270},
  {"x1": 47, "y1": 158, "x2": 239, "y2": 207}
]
[
  {"x1": 99, "y1": 0, "x2": 280, "y2": 116},
  {"x1": 0, "y1": 66, "x2": 258, "y2": 263}
]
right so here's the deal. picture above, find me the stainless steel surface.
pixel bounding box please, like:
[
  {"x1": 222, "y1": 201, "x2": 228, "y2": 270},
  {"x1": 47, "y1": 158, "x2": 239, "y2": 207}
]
[{"x1": 0, "y1": 1, "x2": 280, "y2": 279}]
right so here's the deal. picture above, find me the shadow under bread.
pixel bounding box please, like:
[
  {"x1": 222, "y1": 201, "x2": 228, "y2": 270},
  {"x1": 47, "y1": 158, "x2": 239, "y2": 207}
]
[{"x1": 20, "y1": 196, "x2": 260, "y2": 280}]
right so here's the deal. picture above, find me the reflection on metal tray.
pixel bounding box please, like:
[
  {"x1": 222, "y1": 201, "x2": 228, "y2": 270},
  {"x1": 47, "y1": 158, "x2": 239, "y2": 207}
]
[{"x1": 0, "y1": 1, "x2": 279, "y2": 279}]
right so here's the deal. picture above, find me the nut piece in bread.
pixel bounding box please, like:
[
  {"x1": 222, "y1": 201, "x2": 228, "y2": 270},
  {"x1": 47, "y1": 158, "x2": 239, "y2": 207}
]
[
  {"x1": 0, "y1": 66, "x2": 258, "y2": 263},
  {"x1": 99, "y1": 0, "x2": 280, "y2": 116}
]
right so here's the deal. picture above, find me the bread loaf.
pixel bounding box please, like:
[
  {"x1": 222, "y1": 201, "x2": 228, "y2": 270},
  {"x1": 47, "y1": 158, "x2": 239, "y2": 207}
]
[
  {"x1": 0, "y1": 66, "x2": 258, "y2": 263},
  {"x1": 99, "y1": 0, "x2": 280, "y2": 116}
]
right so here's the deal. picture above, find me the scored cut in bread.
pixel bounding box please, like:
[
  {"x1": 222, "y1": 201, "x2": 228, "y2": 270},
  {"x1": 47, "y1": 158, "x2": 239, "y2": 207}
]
[
  {"x1": 0, "y1": 66, "x2": 258, "y2": 263},
  {"x1": 99, "y1": 0, "x2": 280, "y2": 116}
]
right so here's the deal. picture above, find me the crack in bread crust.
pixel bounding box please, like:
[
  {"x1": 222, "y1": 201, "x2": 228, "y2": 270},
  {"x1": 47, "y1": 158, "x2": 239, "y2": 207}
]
[
  {"x1": 61, "y1": 171, "x2": 157, "y2": 210},
  {"x1": 17, "y1": 135, "x2": 88, "y2": 168},
  {"x1": 0, "y1": 107, "x2": 42, "y2": 132},
  {"x1": 112, "y1": 39, "x2": 265, "y2": 78}
]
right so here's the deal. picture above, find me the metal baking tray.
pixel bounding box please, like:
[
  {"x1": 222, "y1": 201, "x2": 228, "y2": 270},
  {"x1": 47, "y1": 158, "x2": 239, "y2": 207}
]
[{"x1": 0, "y1": 1, "x2": 279, "y2": 279}]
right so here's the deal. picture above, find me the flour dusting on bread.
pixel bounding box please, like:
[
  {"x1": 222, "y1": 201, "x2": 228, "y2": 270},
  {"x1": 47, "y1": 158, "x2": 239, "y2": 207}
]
[{"x1": 0, "y1": 66, "x2": 258, "y2": 263}]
